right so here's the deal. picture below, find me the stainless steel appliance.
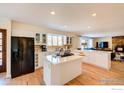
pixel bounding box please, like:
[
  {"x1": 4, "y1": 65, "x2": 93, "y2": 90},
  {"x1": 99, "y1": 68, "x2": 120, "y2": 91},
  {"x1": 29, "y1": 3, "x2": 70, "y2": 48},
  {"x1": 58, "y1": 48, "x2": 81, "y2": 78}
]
[
  {"x1": 41, "y1": 45, "x2": 47, "y2": 52},
  {"x1": 11, "y1": 37, "x2": 34, "y2": 78}
]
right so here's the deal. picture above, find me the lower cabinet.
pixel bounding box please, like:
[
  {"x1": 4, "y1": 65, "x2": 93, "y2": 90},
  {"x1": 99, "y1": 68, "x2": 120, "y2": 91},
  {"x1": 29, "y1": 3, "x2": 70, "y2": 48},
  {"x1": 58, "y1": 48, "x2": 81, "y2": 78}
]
[{"x1": 35, "y1": 52, "x2": 43, "y2": 69}]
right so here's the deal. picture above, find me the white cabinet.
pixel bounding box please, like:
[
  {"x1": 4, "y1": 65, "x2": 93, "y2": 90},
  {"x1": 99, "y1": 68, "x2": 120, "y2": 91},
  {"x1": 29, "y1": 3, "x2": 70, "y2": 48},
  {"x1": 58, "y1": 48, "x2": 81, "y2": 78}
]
[
  {"x1": 35, "y1": 53, "x2": 39, "y2": 68},
  {"x1": 82, "y1": 50, "x2": 111, "y2": 70},
  {"x1": 35, "y1": 33, "x2": 41, "y2": 45},
  {"x1": 66, "y1": 37, "x2": 72, "y2": 45},
  {"x1": 38, "y1": 52, "x2": 43, "y2": 68},
  {"x1": 35, "y1": 51, "x2": 45, "y2": 69},
  {"x1": 35, "y1": 45, "x2": 44, "y2": 69},
  {"x1": 35, "y1": 33, "x2": 47, "y2": 45}
]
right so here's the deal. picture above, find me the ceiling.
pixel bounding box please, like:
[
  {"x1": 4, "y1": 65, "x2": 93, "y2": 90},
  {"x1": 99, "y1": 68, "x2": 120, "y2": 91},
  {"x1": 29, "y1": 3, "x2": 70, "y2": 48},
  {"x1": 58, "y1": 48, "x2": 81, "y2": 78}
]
[{"x1": 0, "y1": 3, "x2": 124, "y2": 37}]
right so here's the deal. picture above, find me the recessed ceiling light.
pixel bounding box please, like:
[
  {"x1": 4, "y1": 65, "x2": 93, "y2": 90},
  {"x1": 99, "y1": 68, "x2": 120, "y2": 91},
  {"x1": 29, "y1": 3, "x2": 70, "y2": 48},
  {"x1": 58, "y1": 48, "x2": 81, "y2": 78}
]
[
  {"x1": 92, "y1": 13, "x2": 96, "y2": 17},
  {"x1": 88, "y1": 26, "x2": 91, "y2": 28},
  {"x1": 50, "y1": 11, "x2": 55, "y2": 15}
]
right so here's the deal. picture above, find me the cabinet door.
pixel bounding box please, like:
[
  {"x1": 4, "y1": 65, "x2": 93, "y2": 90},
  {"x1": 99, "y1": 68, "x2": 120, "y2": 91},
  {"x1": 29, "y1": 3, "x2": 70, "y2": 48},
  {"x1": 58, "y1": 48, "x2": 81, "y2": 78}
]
[
  {"x1": 42, "y1": 34, "x2": 47, "y2": 44},
  {"x1": 38, "y1": 52, "x2": 42, "y2": 67},
  {"x1": 70, "y1": 37, "x2": 72, "y2": 44},
  {"x1": 67, "y1": 37, "x2": 69, "y2": 44},
  {"x1": 26, "y1": 38, "x2": 34, "y2": 73},
  {"x1": 67, "y1": 37, "x2": 72, "y2": 45},
  {"x1": 35, "y1": 33, "x2": 40, "y2": 45}
]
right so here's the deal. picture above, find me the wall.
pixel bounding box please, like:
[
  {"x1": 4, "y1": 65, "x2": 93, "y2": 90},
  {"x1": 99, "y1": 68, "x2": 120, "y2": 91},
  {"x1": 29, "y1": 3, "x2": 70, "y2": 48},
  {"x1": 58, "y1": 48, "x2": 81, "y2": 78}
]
[
  {"x1": 72, "y1": 36, "x2": 81, "y2": 49},
  {"x1": 72, "y1": 36, "x2": 94, "y2": 50},
  {"x1": 0, "y1": 17, "x2": 11, "y2": 78},
  {"x1": 80, "y1": 37, "x2": 93, "y2": 49},
  {"x1": 11, "y1": 21, "x2": 75, "y2": 37},
  {"x1": 112, "y1": 36, "x2": 124, "y2": 49},
  {"x1": 93, "y1": 37, "x2": 112, "y2": 49}
]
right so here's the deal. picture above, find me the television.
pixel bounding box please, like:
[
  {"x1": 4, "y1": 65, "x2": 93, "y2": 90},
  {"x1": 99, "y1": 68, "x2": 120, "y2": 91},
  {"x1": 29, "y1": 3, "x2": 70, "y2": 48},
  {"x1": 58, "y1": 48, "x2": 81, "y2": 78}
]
[{"x1": 96, "y1": 42, "x2": 108, "y2": 48}]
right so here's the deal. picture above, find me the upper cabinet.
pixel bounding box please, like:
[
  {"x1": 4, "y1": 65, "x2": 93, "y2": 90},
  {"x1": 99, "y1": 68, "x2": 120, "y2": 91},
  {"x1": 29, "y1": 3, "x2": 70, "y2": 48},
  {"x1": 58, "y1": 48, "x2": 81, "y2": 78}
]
[
  {"x1": 42, "y1": 34, "x2": 47, "y2": 44},
  {"x1": 66, "y1": 36, "x2": 72, "y2": 45},
  {"x1": 35, "y1": 33, "x2": 72, "y2": 47},
  {"x1": 35, "y1": 33, "x2": 40, "y2": 45},
  {"x1": 35, "y1": 33, "x2": 47, "y2": 45}
]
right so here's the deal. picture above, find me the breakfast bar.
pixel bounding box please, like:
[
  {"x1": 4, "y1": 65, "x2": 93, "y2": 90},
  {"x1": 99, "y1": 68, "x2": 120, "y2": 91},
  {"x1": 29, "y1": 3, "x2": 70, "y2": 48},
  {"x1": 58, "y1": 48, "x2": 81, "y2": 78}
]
[{"x1": 43, "y1": 55, "x2": 83, "y2": 85}]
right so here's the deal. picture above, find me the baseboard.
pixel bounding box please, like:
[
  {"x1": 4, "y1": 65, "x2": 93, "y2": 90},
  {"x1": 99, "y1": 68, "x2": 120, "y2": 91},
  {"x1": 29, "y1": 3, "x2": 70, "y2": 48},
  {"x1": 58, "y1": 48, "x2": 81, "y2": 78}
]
[
  {"x1": 6, "y1": 73, "x2": 11, "y2": 79},
  {"x1": 35, "y1": 66, "x2": 43, "y2": 70}
]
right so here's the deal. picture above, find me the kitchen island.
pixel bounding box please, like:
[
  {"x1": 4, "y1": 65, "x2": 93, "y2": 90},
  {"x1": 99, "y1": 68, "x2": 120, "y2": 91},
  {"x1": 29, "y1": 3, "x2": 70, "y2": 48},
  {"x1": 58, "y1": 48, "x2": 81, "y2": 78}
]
[
  {"x1": 43, "y1": 55, "x2": 83, "y2": 85},
  {"x1": 82, "y1": 50, "x2": 111, "y2": 70}
]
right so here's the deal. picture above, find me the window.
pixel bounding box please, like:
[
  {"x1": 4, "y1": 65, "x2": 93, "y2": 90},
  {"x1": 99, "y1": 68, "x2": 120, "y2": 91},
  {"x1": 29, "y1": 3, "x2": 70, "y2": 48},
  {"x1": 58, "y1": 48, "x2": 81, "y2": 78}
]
[
  {"x1": 52, "y1": 35, "x2": 58, "y2": 46},
  {"x1": 0, "y1": 33, "x2": 2, "y2": 66},
  {"x1": 80, "y1": 39, "x2": 87, "y2": 49},
  {"x1": 47, "y1": 35, "x2": 52, "y2": 46},
  {"x1": 80, "y1": 38, "x2": 93, "y2": 49},
  {"x1": 0, "y1": 29, "x2": 6, "y2": 72},
  {"x1": 63, "y1": 36, "x2": 67, "y2": 45},
  {"x1": 47, "y1": 34, "x2": 66, "y2": 46},
  {"x1": 58, "y1": 35, "x2": 63, "y2": 46},
  {"x1": 87, "y1": 39, "x2": 93, "y2": 48}
]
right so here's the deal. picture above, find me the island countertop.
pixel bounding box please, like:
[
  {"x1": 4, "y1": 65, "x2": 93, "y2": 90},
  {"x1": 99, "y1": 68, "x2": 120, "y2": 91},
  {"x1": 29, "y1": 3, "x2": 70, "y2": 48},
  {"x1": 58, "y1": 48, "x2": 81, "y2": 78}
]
[
  {"x1": 44, "y1": 54, "x2": 83, "y2": 85},
  {"x1": 46, "y1": 55, "x2": 83, "y2": 65}
]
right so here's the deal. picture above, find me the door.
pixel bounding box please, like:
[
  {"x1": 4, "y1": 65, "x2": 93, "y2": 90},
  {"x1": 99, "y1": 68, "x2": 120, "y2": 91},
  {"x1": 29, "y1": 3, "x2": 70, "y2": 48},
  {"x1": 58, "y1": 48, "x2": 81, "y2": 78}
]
[{"x1": 0, "y1": 29, "x2": 6, "y2": 73}]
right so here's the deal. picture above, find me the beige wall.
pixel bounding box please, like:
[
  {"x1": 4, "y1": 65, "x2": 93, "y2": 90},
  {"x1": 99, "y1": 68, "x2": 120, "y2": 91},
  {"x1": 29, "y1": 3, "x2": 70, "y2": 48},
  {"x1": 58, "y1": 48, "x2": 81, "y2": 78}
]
[
  {"x1": 11, "y1": 21, "x2": 75, "y2": 37},
  {"x1": 93, "y1": 37, "x2": 112, "y2": 49},
  {"x1": 0, "y1": 17, "x2": 11, "y2": 78},
  {"x1": 72, "y1": 36, "x2": 81, "y2": 49}
]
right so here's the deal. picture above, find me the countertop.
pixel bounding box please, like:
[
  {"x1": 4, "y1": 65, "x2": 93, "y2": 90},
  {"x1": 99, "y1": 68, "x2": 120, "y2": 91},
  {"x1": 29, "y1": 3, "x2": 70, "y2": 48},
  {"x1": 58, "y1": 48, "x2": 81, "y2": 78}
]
[
  {"x1": 73, "y1": 49, "x2": 112, "y2": 53},
  {"x1": 46, "y1": 55, "x2": 83, "y2": 65},
  {"x1": 82, "y1": 50, "x2": 112, "y2": 54}
]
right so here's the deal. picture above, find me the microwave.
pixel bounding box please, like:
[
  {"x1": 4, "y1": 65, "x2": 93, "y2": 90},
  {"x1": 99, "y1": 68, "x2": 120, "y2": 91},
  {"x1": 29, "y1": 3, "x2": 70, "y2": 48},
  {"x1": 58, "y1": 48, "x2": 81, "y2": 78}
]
[{"x1": 41, "y1": 45, "x2": 47, "y2": 52}]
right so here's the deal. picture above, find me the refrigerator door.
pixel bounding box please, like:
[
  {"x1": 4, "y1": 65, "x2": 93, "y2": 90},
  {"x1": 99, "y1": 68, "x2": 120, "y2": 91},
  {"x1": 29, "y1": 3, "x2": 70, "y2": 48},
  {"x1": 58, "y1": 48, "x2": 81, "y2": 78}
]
[
  {"x1": 21, "y1": 37, "x2": 34, "y2": 75},
  {"x1": 11, "y1": 37, "x2": 22, "y2": 78},
  {"x1": 11, "y1": 37, "x2": 34, "y2": 78},
  {"x1": 26, "y1": 38, "x2": 34, "y2": 72}
]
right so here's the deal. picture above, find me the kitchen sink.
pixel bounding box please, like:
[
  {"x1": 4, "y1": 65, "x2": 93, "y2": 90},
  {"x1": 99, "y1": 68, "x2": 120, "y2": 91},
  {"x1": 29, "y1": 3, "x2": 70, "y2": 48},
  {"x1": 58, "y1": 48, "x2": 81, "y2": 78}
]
[{"x1": 60, "y1": 53, "x2": 74, "y2": 57}]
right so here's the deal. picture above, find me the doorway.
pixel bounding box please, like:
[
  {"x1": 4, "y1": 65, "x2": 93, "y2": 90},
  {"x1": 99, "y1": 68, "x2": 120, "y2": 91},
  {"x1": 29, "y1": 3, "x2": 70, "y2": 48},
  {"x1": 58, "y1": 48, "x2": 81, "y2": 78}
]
[{"x1": 0, "y1": 29, "x2": 6, "y2": 73}]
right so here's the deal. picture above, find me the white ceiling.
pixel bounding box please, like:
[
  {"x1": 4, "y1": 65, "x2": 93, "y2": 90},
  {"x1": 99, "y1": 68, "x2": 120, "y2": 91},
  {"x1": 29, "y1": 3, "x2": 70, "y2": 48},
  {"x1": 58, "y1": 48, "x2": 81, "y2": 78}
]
[{"x1": 0, "y1": 3, "x2": 124, "y2": 37}]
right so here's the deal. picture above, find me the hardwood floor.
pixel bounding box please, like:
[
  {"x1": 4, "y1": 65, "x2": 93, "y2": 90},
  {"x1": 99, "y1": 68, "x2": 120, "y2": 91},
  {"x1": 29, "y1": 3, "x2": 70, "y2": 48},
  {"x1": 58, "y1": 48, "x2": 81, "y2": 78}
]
[
  {"x1": 0, "y1": 62, "x2": 124, "y2": 85},
  {"x1": 111, "y1": 61, "x2": 124, "y2": 72},
  {"x1": 66, "y1": 62, "x2": 124, "y2": 85},
  {"x1": 0, "y1": 68, "x2": 44, "y2": 85}
]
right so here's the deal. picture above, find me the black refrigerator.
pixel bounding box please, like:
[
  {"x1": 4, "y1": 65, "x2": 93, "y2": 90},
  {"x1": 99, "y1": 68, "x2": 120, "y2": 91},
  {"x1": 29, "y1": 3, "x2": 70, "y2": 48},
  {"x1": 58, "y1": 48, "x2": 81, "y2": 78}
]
[{"x1": 11, "y1": 37, "x2": 34, "y2": 78}]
